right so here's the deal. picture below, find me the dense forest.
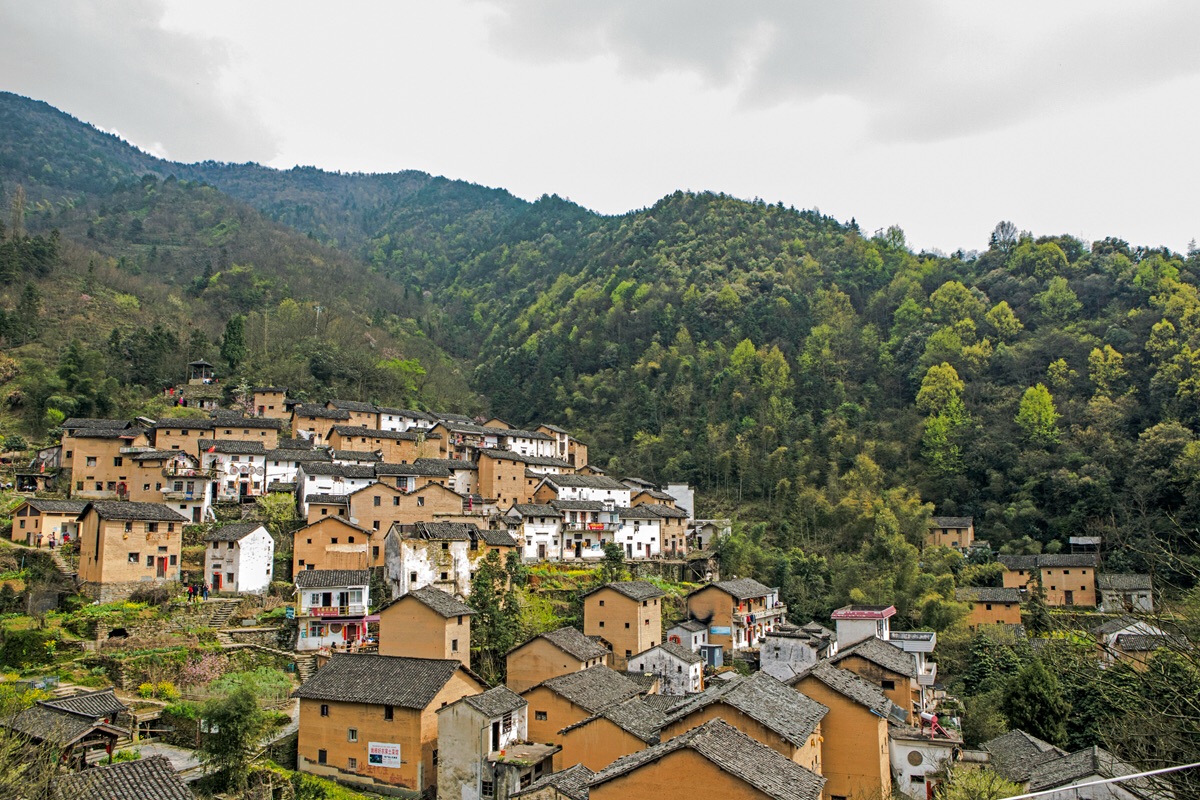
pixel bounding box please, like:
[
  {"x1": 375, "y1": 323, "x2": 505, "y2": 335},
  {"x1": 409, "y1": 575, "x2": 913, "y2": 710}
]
[{"x1": 5, "y1": 90, "x2": 1200, "y2": 580}]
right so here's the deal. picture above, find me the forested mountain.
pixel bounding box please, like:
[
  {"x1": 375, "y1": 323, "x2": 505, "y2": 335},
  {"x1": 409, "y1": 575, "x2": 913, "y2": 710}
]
[{"x1": 3, "y1": 90, "x2": 1200, "y2": 599}]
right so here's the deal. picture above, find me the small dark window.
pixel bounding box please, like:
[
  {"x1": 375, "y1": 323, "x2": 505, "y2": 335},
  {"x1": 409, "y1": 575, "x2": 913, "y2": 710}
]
[
  {"x1": 384, "y1": 705, "x2": 394, "y2": 721},
  {"x1": 881, "y1": 680, "x2": 896, "y2": 691},
  {"x1": 320, "y1": 704, "x2": 329, "y2": 717},
  {"x1": 535, "y1": 711, "x2": 547, "y2": 721},
  {"x1": 317, "y1": 749, "x2": 327, "y2": 764}
]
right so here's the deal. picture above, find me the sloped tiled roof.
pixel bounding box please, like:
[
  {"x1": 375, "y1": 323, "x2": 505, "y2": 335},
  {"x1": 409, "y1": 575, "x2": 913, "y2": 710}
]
[
  {"x1": 637, "y1": 641, "x2": 702, "y2": 665},
  {"x1": 209, "y1": 415, "x2": 283, "y2": 429},
  {"x1": 1090, "y1": 616, "x2": 1142, "y2": 636},
  {"x1": 932, "y1": 516, "x2": 973, "y2": 528},
  {"x1": 956, "y1": 587, "x2": 1022, "y2": 604},
  {"x1": 523, "y1": 626, "x2": 611, "y2": 662},
  {"x1": 199, "y1": 439, "x2": 265, "y2": 455},
  {"x1": 265, "y1": 447, "x2": 331, "y2": 462},
  {"x1": 584, "y1": 581, "x2": 664, "y2": 601},
  {"x1": 545, "y1": 474, "x2": 628, "y2": 490},
  {"x1": 305, "y1": 493, "x2": 348, "y2": 505},
  {"x1": 981, "y1": 729, "x2": 1067, "y2": 782},
  {"x1": 400, "y1": 586, "x2": 476, "y2": 618},
  {"x1": 329, "y1": 400, "x2": 378, "y2": 413},
  {"x1": 63, "y1": 418, "x2": 131, "y2": 430},
  {"x1": 512, "y1": 763, "x2": 594, "y2": 800},
  {"x1": 477, "y1": 448, "x2": 573, "y2": 468},
  {"x1": 697, "y1": 577, "x2": 774, "y2": 600},
  {"x1": 3, "y1": 704, "x2": 105, "y2": 745},
  {"x1": 509, "y1": 503, "x2": 562, "y2": 517},
  {"x1": 414, "y1": 458, "x2": 478, "y2": 471},
  {"x1": 1027, "y1": 746, "x2": 1155, "y2": 794},
  {"x1": 1116, "y1": 634, "x2": 1185, "y2": 652},
  {"x1": 24, "y1": 499, "x2": 88, "y2": 514},
  {"x1": 551, "y1": 500, "x2": 605, "y2": 511},
  {"x1": 460, "y1": 685, "x2": 526, "y2": 718},
  {"x1": 293, "y1": 404, "x2": 351, "y2": 420},
  {"x1": 294, "y1": 654, "x2": 465, "y2": 708},
  {"x1": 151, "y1": 418, "x2": 213, "y2": 430},
  {"x1": 473, "y1": 528, "x2": 519, "y2": 547},
  {"x1": 664, "y1": 671, "x2": 827, "y2": 746},
  {"x1": 377, "y1": 407, "x2": 437, "y2": 421},
  {"x1": 330, "y1": 449, "x2": 383, "y2": 462},
  {"x1": 84, "y1": 501, "x2": 188, "y2": 522},
  {"x1": 1097, "y1": 573, "x2": 1152, "y2": 591},
  {"x1": 539, "y1": 666, "x2": 645, "y2": 714},
  {"x1": 407, "y1": 521, "x2": 476, "y2": 541},
  {"x1": 329, "y1": 425, "x2": 428, "y2": 441},
  {"x1": 590, "y1": 718, "x2": 825, "y2": 800},
  {"x1": 563, "y1": 696, "x2": 666, "y2": 743},
  {"x1": 294, "y1": 569, "x2": 370, "y2": 589},
  {"x1": 276, "y1": 437, "x2": 314, "y2": 450},
  {"x1": 670, "y1": 619, "x2": 708, "y2": 633},
  {"x1": 644, "y1": 503, "x2": 689, "y2": 519},
  {"x1": 41, "y1": 689, "x2": 126, "y2": 719},
  {"x1": 204, "y1": 522, "x2": 267, "y2": 542},
  {"x1": 832, "y1": 637, "x2": 917, "y2": 679},
  {"x1": 999, "y1": 554, "x2": 1099, "y2": 570},
  {"x1": 55, "y1": 754, "x2": 194, "y2": 800},
  {"x1": 375, "y1": 461, "x2": 451, "y2": 477},
  {"x1": 789, "y1": 662, "x2": 903, "y2": 721}
]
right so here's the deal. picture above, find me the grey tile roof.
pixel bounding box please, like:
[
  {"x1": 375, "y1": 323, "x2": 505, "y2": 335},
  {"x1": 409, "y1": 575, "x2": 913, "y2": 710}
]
[
  {"x1": 151, "y1": 418, "x2": 213, "y2": 430},
  {"x1": 932, "y1": 516, "x2": 973, "y2": 528},
  {"x1": 664, "y1": 671, "x2": 827, "y2": 746},
  {"x1": 414, "y1": 458, "x2": 478, "y2": 471},
  {"x1": 267, "y1": 481, "x2": 297, "y2": 493},
  {"x1": 539, "y1": 666, "x2": 644, "y2": 714},
  {"x1": 525, "y1": 626, "x2": 611, "y2": 662},
  {"x1": 305, "y1": 493, "x2": 348, "y2": 505},
  {"x1": 956, "y1": 587, "x2": 1022, "y2": 604},
  {"x1": 294, "y1": 404, "x2": 351, "y2": 420},
  {"x1": 329, "y1": 400, "x2": 378, "y2": 413},
  {"x1": 584, "y1": 581, "x2": 664, "y2": 601},
  {"x1": 265, "y1": 447, "x2": 331, "y2": 462},
  {"x1": 539, "y1": 423, "x2": 568, "y2": 434},
  {"x1": 562, "y1": 696, "x2": 666, "y2": 743},
  {"x1": 832, "y1": 637, "x2": 918, "y2": 679},
  {"x1": 1090, "y1": 615, "x2": 1142, "y2": 636},
  {"x1": 252, "y1": 386, "x2": 288, "y2": 393},
  {"x1": 999, "y1": 554, "x2": 1099, "y2": 569},
  {"x1": 703, "y1": 577, "x2": 775, "y2": 600},
  {"x1": 377, "y1": 407, "x2": 437, "y2": 421},
  {"x1": 63, "y1": 418, "x2": 131, "y2": 430},
  {"x1": 436, "y1": 412, "x2": 477, "y2": 424},
  {"x1": 1116, "y1": 634, "x2": 1186, "y2": 652},
  {"x1": 330, "y1": 425, "x2": 427, "y2": 441},
  {"x1": 42, "y1": 689, "x2": 126, "y2": 719},
  {"x1": 407, "y1": 521, "x2": 476, "y2": 541},
  {"x1": 644, "y1": 503, "x2": 689, "y2": 519},
  {"x1": 477, "y1": 449, "x2": 573, "y2": 468},
  {"x1": 1098, "y1": 573, "x2": 1153, "y2": 591},
  {"x1": 461, "y1": 685, "x2": 526, "y2": 718},
  {"x1": 614, "y1": 505, "x2": 659, "y2": 520},
  {"x1": 84, "y1": 501, "x2": 188, "y2": 523},
  {"x1": 981, "y1": 729, "x2": 1067, "y2": 782},
  {"x1": 551, "y1": 500, "x2": 605, "y2": 511},
  {"x1": 509, "y1": 503, "x2": 563, "y2": 517},
  {"x1": 790, "y1": 662, "x2": 903, "y2": 721},
  {"x1": 129, "y1": 449, "x2": 189, "y2": 462},
  {"x1": 24, "y1": 499, "x2": 88, "y2": 514},
  {"x1": 330, "y1": 449, "x2": 383, "y2": 462},
  {"x1": 512, "y1": 763, "x2": 594, "y2": 800},
  {"x1": 375, "y1": 461, "x2": 451, "y2": 477},
  {"x1": 203, "y1": 522, "x2": 267, "y2": 542},
  {"x1": 198, "y1": 439, "x2": 266, "y2": 455},
  {"x1": 209, "y1": 415, "x2": 284, "y2": 429},
  {"x1": 397, "y1": 586, "x2": 476, "y2": 618},
  {"x1": 72, "y1": 429, "x2": 145, "y2": 439},
  {"x1": 670, "y1": 619, "x2": 708, "y2": 633},
  {"x1": 473, "y1": 528, "x2": 519, "y2": 547},
  {"x1": 1027, "y1": 746, "x2": 1163, "y2": 795},
  {"x1": 276, "y1": 437, "x2": 314, "y2": 450},
  {"x1": 294, "y1": 569, "x2": 370, "y2": 589},
  {"x1": 591, "y1": 718, "x2": 825, "y2": 800},
  {"x1": 544, "y1": 474, "x2": 628, "y2": 490},
  {"x1": 3, "y1": 704, "x2": 107, "y2": 745},
  {"x1": 636, "y1": 641, "x2": 702, "y2": 665},
  {"x1": 294, "y1": 654, "x2": 466, "y2": 708},
  {"x1": 55, "y1": 754, "x2": 194, "y2": 800}
]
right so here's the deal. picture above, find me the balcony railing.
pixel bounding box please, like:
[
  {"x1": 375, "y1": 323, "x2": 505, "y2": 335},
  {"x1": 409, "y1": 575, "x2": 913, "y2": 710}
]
[
  {"x1": 564, "y1": 521, "x2": 618, "y2": 531},
  {"x1": 918, "y1": 662, "x2": 938, "y2": 686},
  {"x1": 306, "y1": 604, "x2": 367, "y2": 617},
  {"x1": 162, "y1": 466, "x2": 218, "y2": 479},
  {"x1": 161, "y1": 490, "x2": 200, "y2": 501}
]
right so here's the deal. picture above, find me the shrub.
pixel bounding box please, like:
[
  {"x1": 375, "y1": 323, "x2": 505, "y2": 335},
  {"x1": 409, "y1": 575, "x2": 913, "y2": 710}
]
[
  {"x1": 156, "y1": 681, "x2": 180, "y2": 701},
  {"x1": 127, "y1": 585, "x2": 170, "y2": 608},
  {"x1": 0, "y1": 629, "x2": 60, "y2": 669},
  {"x1": 137, "y1": 683, "x2": 155, "y2": 699}
]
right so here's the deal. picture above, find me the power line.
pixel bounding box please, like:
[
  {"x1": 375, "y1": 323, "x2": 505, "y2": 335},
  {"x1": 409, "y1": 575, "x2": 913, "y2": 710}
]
[{"x1": 995, "y1": 760, "x2": 1200, "y2": 800}]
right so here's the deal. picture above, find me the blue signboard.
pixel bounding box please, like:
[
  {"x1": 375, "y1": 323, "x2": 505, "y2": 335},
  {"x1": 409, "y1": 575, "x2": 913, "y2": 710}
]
[{"x1": 709, "y1": 626, "x2": 731, "y2": 635}]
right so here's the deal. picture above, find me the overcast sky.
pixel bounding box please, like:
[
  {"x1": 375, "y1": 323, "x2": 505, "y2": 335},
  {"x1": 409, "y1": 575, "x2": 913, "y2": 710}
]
[{"x1": 2, "y1": 0, "x2": 1197, "y2": 254}]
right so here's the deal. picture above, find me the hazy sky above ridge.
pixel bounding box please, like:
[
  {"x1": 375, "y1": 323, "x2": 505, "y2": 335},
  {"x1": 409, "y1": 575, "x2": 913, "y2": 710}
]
[{"x1": 1, "y1": 0, "x2": 1197, "y2": 254}]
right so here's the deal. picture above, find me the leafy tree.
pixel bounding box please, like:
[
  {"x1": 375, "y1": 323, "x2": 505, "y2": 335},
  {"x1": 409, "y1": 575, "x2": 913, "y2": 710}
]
[
  {"x1": 939, "y1": 766, "x2": 1022, "y2": 800},
  {"x1": 469, "y1": 550, "x2": 524, "y2": 683},
  {"x1": 220, "y1": 314, "x2": 247, "y2": 370},
  {"x1": 1015, "y1": 384, "x2": 1060, "y2": 445},
  {"x1": 916, "y1": 363, "x2": 965, "y2": 415},
  {"x1": 198, "y1": 686, "x2": 274, "y2": 794},
  {"x1": 597, "y1": 542, "x2": 628, "y2": 583},
  {"x1": 1002, "y1": 659, "x2": 1069, "y2": 747}
]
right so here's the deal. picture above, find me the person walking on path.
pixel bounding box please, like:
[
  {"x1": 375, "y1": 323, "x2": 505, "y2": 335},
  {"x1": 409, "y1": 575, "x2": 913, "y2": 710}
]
[
  {"x1": 201, "y1": 583, "x2": 210, "y2": 601},
  {"x1": 187, "y1": 584, "x2": 195, "y2": 603},
  {"x1": 36, "y1": 533, "x2": 42, "y2": 549},
  {"x1": 48, "y1": 534, "x2": 56, "y2": 550}
]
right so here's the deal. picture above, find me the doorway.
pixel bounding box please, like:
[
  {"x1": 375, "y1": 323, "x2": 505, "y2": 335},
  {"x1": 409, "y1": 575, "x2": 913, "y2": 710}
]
[{"x1": 156, "y1": 557, "x2": 167, "y2": 579}]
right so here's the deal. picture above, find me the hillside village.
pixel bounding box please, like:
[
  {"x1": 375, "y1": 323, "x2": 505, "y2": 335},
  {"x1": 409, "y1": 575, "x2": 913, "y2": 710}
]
[{"x1": 0, "y1": 367, "x2": 1190, "y2": 800}]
